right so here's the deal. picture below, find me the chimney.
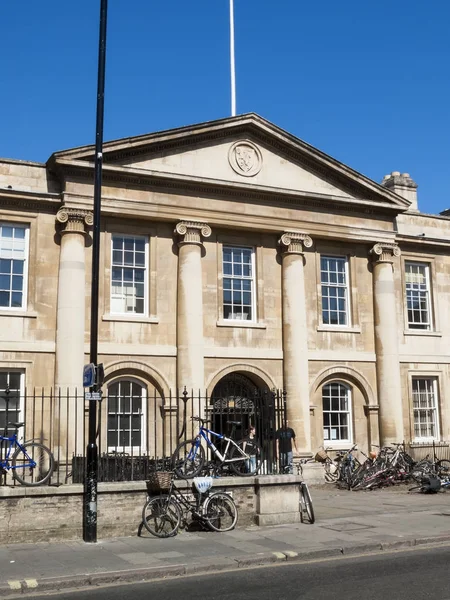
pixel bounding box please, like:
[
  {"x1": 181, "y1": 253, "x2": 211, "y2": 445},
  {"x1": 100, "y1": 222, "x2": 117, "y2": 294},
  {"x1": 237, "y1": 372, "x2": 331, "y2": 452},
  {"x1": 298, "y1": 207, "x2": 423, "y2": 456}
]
[{"x1": 381, "y1": 172, "x2": 418, "y2": 211}]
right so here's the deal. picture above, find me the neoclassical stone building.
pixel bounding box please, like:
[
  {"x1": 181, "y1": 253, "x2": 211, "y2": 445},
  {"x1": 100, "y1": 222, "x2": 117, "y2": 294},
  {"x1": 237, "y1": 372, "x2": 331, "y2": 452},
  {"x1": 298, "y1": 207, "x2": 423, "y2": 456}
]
[{"x1": 1, "y1": 113, "x2": 450, "y2": 458}]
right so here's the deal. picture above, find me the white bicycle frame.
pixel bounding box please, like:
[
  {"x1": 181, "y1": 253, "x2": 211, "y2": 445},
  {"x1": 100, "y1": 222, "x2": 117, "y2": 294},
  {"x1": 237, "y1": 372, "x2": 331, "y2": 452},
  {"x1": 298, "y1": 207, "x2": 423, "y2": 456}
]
[{"x1": 196, "y1": 427, "x2": 250, "y2": 463}]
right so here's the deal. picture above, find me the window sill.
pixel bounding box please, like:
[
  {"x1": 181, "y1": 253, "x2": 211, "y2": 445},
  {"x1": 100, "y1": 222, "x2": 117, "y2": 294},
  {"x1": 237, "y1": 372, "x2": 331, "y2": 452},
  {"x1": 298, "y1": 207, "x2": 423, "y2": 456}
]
[
  {"x1": 217, "y1": 319, "x2": 266, "y2": 329},
  {"x1": 317, "y1": 325, "x2": 361, "y2": 334},
  {"x1": 410, "y1": 440, "x2": 448, "y2": 447},
  {"x1": 323, "y1": 442, "x2": 354, "y2": 451},
  {"x1": 404, "y1": 330, "x2": 442, "y2": 337},
  {"x1": 0, "y1": 310, "x2": 37, "y2": 318},
  {"x1": 103, "y1": 314, "x2": 159, "y2": 324}
]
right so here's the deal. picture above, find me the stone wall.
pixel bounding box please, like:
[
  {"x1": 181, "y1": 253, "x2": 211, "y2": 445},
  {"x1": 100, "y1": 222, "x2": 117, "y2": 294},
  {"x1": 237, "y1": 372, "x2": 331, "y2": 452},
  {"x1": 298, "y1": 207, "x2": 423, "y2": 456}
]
[{"x1": 0, "y1": 475, "x2": 308, "y2": 545}]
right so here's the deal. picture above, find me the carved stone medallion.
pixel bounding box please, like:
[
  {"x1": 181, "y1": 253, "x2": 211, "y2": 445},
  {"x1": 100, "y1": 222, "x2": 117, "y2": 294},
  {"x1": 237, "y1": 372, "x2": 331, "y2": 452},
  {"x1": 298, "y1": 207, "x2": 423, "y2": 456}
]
[{"x1": 228, "y1": 141, "x2": 262, "y2": 177}]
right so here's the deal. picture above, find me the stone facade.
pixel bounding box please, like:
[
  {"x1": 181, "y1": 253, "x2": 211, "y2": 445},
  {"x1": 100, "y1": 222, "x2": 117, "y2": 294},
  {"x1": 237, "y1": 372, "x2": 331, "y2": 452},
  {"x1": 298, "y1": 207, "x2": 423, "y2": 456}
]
[{"x1": 1, "y1": 113, "x2": 450, "y2": 460}]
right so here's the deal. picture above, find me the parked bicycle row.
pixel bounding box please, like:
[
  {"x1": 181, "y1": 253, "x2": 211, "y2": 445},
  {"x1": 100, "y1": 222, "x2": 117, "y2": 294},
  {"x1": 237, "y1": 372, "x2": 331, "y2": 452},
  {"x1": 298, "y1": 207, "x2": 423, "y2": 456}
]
[{"x1": 314, "y1": 443, "x2": 450, "y2": 491}]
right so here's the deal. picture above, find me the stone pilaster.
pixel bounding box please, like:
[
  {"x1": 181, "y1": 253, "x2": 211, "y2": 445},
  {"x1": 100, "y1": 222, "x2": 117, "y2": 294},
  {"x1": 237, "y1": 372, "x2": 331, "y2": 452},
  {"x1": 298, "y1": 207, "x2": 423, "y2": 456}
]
[
  {"x1": 54, "y1": 208, "x2": 92, "y2": 460},
  {"x1": 278, "y1": 232, "x2": 313, "y2": 455},
  {"x1": 370, "y1": 242, "x2": 404, "y2": 445},
  {"x1": 175, "y1": 221, "x2": 211, "y2": 400}
]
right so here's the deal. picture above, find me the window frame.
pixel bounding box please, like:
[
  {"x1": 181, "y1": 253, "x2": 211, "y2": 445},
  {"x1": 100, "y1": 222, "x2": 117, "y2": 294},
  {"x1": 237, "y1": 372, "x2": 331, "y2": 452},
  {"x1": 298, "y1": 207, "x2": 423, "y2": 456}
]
[
  {"x1": 222, "y1": 245, "x2": 256, "y2": 323},
  {"x1": 0, "y1": 222, "x2": 30, "y2": 312},
  {"x1": 320, "y1": 255, "x2": 351, "y2": 328},
  {"x1": 106, "y1": 377, "x2": 147, "y2": 454},
  {"x1": 110, "y1": 233, "x2": 149, "y2": 318},
  {"x1": 0, "y1": 370, "x2": 25, "y2": 432},
  {"x1": 322, "y1": 381, "x2": 353, "y2": 449},
  {"x1": 404, "y1": 260, "x2": 433, "y2": 331},
  {"x1": 411, "y1": 376, "x2": 440, "y2": 442}
]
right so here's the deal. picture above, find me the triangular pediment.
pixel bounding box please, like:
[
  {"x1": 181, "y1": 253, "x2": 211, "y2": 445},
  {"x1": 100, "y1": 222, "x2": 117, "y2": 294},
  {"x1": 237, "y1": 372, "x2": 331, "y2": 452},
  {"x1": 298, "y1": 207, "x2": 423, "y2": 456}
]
[{"x1": 50, "y1": 114, "x2": 410, "y2": 211}]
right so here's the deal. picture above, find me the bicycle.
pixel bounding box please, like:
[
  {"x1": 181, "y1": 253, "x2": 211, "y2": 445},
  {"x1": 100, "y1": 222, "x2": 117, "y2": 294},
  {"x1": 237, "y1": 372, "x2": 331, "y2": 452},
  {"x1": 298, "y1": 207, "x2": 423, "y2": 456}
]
[
  {"x1": 172, "y1": 417, "x2": 262, "y2": 479},
  {"x1": 299, "y1": 480, "x2": 315, "y2": 524},
  {"x1": 0, "y1": 421, "x2": 54, "y2": 486},
  {"x1": 142, "y1": 472, "x2": 238, "y2": 537}
]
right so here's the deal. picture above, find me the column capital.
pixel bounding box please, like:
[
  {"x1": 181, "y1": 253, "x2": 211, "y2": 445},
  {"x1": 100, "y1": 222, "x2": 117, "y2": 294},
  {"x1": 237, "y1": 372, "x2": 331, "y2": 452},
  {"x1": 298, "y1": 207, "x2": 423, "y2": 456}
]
[
  {"x1": 370, "y1": 242, "x2": 401, "y2": 264},
  {"x1": 175, "y1": 221, "x2": 212, "y2": 247},
  {"x1": 278, "y1": 232, "x2": 313, "y2": 255},
  {"x1": 56, "y1": 207, "x2": 93, "y2": 235}
]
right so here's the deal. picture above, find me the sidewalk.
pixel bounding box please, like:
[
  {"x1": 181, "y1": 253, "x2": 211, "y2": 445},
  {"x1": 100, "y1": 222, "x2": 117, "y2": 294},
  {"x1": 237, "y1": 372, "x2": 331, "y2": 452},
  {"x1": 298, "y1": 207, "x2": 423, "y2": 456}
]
[{"x1": 2, "y1": 485, "x2": 450, "y2": 597}]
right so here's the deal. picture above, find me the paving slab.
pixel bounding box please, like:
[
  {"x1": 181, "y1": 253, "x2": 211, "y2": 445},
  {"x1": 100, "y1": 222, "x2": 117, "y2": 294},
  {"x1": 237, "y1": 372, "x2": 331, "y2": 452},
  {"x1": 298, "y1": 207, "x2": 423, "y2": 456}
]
[{"x1": 1, "y1": 486, "x2": 450, "y2": 597}]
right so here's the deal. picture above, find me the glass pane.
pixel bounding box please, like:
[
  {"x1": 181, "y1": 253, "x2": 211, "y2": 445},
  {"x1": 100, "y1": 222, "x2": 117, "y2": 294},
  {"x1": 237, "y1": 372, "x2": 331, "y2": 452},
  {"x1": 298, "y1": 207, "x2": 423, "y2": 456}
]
[
  {"x1": 108, "y1": 395, "x2": 118, "y2": 413},
  {"x1": 131, "y1": 429, "x2": 141, "y2": 447},
  {"x1": 0, "y1": 259, "x2": 11, "y2": 274},
  {"x1": 8, "y1": 372, "x2": 21, "y2": 389},
  {"x1": 135, "y1": 253, "x2": 145, "y2": 266},
  {"x1": 14, "y1": 228, "x2": 25, "y2": 239},
  {"x1": 122, "y1": 396, "x2": 131, "y2": 413},
  {"x1": 112, "y1": 237, "x2": 123, "y2": 250},
  {"x1": 112, "y1": 250, "x2": 122, "y2": 264},
  {"x1": 12, "y1": 261, "x2": 23, "y2": 275},
  {"x1": 223, "y1": 305, "x2": 233, "y2": 319},
  {"x1": 135, "y1": 239, "x2": 145, "y2": 252},
  {"x1": 135, "y1": 298, "x2": 144, "y2": 314},
  {"x1": 0, "y1": 291, "x2": 10, "y2": 306},
  {"x1": 12, "y1": 276, "x2": 22, "y2": 291}
]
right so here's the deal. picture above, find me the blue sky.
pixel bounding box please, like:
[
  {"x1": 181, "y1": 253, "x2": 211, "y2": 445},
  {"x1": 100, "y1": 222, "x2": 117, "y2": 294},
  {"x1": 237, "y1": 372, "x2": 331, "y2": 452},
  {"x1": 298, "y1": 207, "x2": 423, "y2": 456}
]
[{"x1": 1, "y1": 1, "x2": 449, "y2": 214}]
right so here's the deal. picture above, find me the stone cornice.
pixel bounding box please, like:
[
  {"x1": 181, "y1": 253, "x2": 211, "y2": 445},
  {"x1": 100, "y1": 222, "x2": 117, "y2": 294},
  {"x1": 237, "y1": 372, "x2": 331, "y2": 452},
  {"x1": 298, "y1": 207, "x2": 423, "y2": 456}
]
[
  {"x1": 370, "y1": 242, "x2": 401, "y2": 264},
  {"x1": 175, "y1": 221, "x2": 212, "y2": 247},
  {"x1": 278, "y1": 232, "x2": 313, "y2": 255},
  {"x1": 0, "y1": 189, "x2": 61, "y2": 212}
]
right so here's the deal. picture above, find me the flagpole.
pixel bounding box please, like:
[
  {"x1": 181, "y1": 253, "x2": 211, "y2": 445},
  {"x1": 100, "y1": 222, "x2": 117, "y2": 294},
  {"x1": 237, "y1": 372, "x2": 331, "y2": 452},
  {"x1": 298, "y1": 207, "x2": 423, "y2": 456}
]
[{"x1": 229, "y1": 0, "x2": 236, "y2": 116}]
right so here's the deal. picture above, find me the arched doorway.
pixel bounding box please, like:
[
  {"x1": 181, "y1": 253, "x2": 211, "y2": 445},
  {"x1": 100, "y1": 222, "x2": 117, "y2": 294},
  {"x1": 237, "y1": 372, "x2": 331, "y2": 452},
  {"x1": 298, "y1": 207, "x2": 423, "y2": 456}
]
[{"x1": 209, "y1": 373, "x2": 281, "y2": 452}]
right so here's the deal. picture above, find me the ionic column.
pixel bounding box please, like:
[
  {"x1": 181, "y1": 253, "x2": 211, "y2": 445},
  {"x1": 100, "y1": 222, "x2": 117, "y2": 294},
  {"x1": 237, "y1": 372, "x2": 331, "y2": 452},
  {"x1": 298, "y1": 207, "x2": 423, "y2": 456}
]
[
  {"x1": 370, "y1": 242, "x2": 403, "y2": 445},
  {"x1": 279, "y1": 232, "x2": 313, "y2": 455},
  {"x1": 54, "y1": 208, "x2": 92, "y2": 459},
  {"x1": 175, "y1": 221, "x2": 211, "y2": 396}
]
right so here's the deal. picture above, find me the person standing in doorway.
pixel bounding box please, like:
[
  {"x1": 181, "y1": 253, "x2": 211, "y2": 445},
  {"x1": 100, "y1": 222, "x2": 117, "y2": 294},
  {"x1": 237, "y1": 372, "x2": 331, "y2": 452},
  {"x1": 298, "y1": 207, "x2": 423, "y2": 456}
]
[
  {"x1": 275, "y1": 420, "x2": 299, "y2": 474},
  {"x1": 242, "y1": 425, "x2": 259, "y2": 473}
]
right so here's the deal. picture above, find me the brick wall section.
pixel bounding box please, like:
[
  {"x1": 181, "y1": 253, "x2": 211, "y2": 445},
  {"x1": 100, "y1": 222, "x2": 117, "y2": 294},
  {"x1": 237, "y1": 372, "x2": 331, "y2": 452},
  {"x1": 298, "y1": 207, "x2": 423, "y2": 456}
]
[{"x1": 0, "y1": 476, "x2": 303, "y2": 544}]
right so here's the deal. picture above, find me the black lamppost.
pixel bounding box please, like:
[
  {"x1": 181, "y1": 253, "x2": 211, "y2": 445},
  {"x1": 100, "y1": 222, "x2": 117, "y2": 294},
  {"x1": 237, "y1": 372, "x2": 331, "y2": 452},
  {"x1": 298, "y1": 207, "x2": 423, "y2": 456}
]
[{"x1": 83, "y1": 0, "x2": 108, "y2": 544}]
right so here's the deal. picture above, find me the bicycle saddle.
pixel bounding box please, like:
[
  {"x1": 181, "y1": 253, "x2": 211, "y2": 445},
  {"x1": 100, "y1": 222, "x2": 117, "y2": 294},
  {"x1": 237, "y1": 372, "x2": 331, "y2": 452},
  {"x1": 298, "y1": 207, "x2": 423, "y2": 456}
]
[
  {"x1": 227, "y1": 420, "x2": 241, "y2": 426},
  {"x1": 8, "y1": 421, "x2": 24, "y2": 429},
  {"x1": 192, "y1": 477, "x2": 213, "y2": 494}
]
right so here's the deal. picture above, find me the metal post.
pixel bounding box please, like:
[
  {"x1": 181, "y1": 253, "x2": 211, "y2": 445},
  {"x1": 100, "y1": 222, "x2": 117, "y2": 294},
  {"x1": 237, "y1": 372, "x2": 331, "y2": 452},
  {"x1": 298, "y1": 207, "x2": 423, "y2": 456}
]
[{"x1": 83, "y1": 0, "x2": 108, "y2": 544}]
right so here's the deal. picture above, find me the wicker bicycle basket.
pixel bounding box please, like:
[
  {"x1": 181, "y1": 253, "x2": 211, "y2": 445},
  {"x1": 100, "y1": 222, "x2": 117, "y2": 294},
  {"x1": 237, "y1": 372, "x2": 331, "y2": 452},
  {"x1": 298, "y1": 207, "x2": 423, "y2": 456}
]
[
  {"x1": 314, "y1": 450, "x2": 328, "y2": 463},
  {"x1": 147, "y1": 471, "x2": 172, "y2": 492}
]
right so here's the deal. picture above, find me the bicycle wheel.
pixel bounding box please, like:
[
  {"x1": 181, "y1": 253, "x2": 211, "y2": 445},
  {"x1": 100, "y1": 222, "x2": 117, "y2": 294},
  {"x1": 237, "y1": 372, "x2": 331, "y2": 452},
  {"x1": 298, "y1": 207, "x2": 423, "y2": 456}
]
[
  {"x1": 142, "y1": 495, "x2": 181, "y2": 538},
  {"x1": 229, "y1": 441, "x2": 262, "y2": 476},
  {"x1": 300, "y1": 483, "x2": 315, "y2": 524},
  {"x1": 12, "y1": 442, "x2": 54, "y2": 486},
  {"x1": 172, "y1": 439, "x2": 205, "y2": 479},
  {"x1": 437, "y1": 460, "x2": 450, "y2": 480},
  {"x1": 204, "y1": 492, "x2": 238, "y2": 532}
]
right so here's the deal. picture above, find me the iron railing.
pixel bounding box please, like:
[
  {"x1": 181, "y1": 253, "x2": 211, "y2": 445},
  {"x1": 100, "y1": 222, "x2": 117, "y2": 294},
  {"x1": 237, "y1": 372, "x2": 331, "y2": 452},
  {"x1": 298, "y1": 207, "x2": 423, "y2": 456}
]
[{"x1": 0, "y1": 386, "x2": 287, "y2": 485}]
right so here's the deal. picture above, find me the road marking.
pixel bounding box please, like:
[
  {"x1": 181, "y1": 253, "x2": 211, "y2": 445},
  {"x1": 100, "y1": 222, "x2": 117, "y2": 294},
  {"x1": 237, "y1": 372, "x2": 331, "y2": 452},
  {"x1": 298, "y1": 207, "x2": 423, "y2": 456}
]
[
  {"x1": 8, "y1": 581, "x2": 22, "y2": 590},
  {"x1": 272, "y1": 552, "x2": 286, "y2": 559},
  {"x1": 25, "y1": 579, "x2": 38, "y2": 588}
]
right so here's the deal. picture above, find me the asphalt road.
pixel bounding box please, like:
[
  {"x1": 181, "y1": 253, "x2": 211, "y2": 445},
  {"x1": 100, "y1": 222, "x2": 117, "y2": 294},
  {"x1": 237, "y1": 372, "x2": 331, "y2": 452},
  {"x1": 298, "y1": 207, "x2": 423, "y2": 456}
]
[{"x1": 25, "y1": 545, "x2": 450, "y2": 600}]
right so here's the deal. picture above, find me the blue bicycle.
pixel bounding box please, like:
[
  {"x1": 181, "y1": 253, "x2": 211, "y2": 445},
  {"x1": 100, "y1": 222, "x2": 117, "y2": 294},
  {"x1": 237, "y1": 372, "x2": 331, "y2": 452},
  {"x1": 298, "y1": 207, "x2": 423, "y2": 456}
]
[
  {"x1": 0, "y1": 422, "x2": 54, "y2": 486},
  {"x1": 172, "y1": 417, "x2": 261, "y2": 479}
]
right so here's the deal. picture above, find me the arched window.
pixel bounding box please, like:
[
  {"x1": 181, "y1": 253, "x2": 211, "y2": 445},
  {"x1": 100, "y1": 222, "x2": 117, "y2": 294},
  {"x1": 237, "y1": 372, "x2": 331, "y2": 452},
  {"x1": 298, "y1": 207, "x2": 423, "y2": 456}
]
[
  {"x1": 107, "y1": 379, "x2": 147, "y2": 453},
  {"x1": 322, "y1": 382, "x2": 352, "y2": 445}
]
